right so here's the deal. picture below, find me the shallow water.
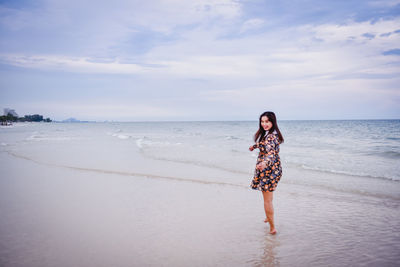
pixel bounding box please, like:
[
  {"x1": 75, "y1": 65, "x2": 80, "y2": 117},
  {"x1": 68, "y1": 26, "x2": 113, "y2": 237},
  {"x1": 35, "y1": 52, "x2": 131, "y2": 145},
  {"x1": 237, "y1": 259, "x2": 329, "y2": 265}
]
[{"x1": 0, "y1": 121, "x2": 399, "y2": 266}]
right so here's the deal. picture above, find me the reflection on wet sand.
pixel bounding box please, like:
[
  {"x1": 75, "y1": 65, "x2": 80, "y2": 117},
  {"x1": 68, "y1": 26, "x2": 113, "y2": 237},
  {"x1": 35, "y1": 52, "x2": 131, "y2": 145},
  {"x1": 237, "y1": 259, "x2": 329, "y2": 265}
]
[
  {"x1": 258, "y1": 228, "x2": 280, "y2": 267},
  {"x1": 247, "y1": 227, "x2": 280, "y2": 267}
]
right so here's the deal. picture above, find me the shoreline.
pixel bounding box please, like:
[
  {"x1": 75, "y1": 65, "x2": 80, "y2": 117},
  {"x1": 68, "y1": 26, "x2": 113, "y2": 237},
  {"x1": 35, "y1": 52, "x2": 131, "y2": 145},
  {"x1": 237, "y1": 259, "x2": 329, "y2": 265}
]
[{"x1": 5, "y1": 140, "x2": 400, "y2": 202}]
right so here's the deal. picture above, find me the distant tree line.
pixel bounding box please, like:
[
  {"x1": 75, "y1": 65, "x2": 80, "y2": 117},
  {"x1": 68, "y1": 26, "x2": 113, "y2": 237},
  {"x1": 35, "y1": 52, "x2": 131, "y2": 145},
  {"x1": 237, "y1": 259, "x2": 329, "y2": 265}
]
[{"x1": 0, "y1": 113, "x2": 52, "y2": 124}]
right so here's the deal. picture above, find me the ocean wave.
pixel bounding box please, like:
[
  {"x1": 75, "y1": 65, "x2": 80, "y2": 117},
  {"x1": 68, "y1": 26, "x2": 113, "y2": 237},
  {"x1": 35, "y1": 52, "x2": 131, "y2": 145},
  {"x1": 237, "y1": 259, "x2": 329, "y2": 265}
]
[
  {"x1": 135, "y1": 138, "x2": 182, "y2": 148},
  {"x1": 136, "y1": 138, "x2": 144, "y2": 149},
  {"x1": 114, "y1": 134, "x2": 131, "y2": 139},
  {"x1": 298, "y1": 164, "x2": 399, "y2": 182},
  {"x1": 385, "y1": 137, "x2": 400, "y2": 141},
  {"x1": 142, "y1": 152, "x2": 400, "y2": 182},
  {"x1": 110, "y1": 132, "x2": 400, "y2": 182},
  {"x1": 26, "y1": 135, "x2": 76, "y2": 141},
  {"x1": 173, "y1": 127, "x2": 183, "y2": 132},
  {"x1": 282, "y1": 174, "x2": 400, "y2": 202},
  {"x1": 224, "y1": 135, "x2": 241, "y2": 140},
  {"x1": 373, "y1": 151, "x2": 400, "y2": 159},
  {"x1": 107, "y1": 130, "x2": 132, "y2": 140}
]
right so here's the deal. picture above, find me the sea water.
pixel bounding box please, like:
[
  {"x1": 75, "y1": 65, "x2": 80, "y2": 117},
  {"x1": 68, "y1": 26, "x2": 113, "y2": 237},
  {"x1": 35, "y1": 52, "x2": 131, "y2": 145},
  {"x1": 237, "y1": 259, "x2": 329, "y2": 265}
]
[
  {"x1": 0, "y1": 120, "x2": 399, "y2": 266},
  {"x1": 2, "y1": 120, "x2": 399, "y2": 182}
]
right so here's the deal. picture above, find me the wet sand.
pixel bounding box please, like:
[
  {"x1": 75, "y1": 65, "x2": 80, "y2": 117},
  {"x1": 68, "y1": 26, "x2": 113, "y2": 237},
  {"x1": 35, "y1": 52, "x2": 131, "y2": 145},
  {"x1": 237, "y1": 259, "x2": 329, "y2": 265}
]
[{"x1": 1, "y1": 150, "x2": 399, "y2": 267}]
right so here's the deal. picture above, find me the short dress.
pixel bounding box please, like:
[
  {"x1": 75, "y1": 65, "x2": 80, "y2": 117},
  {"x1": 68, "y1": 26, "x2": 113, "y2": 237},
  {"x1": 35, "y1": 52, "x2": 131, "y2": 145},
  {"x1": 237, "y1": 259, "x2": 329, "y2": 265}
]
[{"x1": 250, "y1": 131, "x2": 282, "y2": 192}]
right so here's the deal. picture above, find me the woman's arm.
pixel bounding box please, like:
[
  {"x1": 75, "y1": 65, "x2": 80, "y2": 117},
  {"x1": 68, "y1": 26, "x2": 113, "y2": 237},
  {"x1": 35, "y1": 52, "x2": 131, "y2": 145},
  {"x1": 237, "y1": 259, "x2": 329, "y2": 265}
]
[{"x1": 249, "y1": 142, "x2": 260, "y2": 151}]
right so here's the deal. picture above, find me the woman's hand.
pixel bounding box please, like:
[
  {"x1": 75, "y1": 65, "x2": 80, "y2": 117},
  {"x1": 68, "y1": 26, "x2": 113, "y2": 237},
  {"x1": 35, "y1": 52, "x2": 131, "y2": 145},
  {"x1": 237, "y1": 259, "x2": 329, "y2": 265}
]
[
  {"x1": 249, "y1": 146, "x2": 254, "y2": 151},
  {"x1": 256, "y1": 161, "x2": 267, "y2": 170}
]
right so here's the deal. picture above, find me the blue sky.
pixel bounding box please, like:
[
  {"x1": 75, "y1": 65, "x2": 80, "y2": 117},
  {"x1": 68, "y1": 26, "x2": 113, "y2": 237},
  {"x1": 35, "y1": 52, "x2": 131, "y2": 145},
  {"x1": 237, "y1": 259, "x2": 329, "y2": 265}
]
[{"x1": 0, "y1": 0, "x2": 399, "y2": 121}]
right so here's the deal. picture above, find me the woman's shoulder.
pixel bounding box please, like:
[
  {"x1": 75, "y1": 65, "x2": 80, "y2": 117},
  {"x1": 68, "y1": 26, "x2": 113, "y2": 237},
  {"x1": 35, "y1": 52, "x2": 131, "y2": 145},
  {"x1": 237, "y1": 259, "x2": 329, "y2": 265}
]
[
  {"x1": 266, "y1": 130, "x2": 278, "y2": 137},
  {"x1": 266, "y1": 131, "x2": 280, "y2": 142}
]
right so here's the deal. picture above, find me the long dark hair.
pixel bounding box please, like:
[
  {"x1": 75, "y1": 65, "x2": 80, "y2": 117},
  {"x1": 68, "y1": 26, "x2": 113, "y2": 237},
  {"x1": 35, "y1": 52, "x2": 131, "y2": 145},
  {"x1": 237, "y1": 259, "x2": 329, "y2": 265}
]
[{"x1": 254, "y1": 111, "x2": 284, "y2": 143}]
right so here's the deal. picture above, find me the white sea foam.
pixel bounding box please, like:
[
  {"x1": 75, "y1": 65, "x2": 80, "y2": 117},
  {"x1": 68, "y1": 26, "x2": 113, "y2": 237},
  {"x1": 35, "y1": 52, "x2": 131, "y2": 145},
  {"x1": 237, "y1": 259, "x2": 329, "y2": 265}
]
[
  {"x1": 107, "y1": 129, "x2": 132, "y2": 140},
  {"x1": 116, "y1": 134, "x2": 130, "y2": 139},
  {"x1": 136, "y1": 138, "x2": 144, "y2": 148},
  {"x1": 26, "y1": 135, "x2": 75, "y2": 141},
  {"x1": 300, "y1": 164, "x2": 400, "y2": 181}
]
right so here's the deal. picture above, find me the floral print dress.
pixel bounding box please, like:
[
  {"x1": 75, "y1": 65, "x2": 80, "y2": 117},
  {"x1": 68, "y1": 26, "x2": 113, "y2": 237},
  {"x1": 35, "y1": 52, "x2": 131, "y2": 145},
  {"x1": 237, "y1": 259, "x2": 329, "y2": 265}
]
[{"x1": 250, "y1": 131, "x2": 282, "y2": 192}]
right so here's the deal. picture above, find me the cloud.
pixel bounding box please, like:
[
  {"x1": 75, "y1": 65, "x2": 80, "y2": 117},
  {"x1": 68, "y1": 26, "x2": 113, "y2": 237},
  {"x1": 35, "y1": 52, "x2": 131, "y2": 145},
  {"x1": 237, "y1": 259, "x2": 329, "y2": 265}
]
[
  {"x1": 239, "y1": 18, "x2": 265, "y2": 33},
  {"x1": 197, "y1": 76, "x2": 400, "y2": 118},
  {"x1": 305, "y1": 18, "x2": 400, "y2": 44},
  {"x1": 0, "y1": 0, "x2": 242, "y2": 58},
  {"x1": 368, "y1": 0, "x2": 400, "y2": 7},
  {"x1": 1, "y1": 0, "x2": 242, "y2": 34},
  {"x1": 0, "y1": 54, "x2": 147, "y2": 74},
  {"x1": 1, "y1": 17, "x2": 399, "y2": 82}
]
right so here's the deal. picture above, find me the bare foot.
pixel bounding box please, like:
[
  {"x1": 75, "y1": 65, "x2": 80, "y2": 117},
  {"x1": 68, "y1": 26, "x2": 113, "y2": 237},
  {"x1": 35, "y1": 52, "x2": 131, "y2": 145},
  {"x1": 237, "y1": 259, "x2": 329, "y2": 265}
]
[
  {"x1": 269, "y1": 229, "x2": 277, "y2": 235},
  {"x1": 264, "y1": 218, "x2": 269, "y2": 223}
]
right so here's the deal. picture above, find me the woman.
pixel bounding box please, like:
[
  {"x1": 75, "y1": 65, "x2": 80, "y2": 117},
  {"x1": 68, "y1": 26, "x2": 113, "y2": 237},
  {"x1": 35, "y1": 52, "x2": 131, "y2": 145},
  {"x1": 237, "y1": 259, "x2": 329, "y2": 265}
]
[{"x1": 249, "y1": 111, "x2": 284, "y2": 235}]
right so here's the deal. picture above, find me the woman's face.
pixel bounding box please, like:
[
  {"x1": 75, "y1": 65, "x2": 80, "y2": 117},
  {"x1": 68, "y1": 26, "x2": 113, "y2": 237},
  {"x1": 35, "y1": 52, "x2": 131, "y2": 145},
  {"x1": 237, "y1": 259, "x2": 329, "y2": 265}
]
[{"x1": 261, "y1": 116, "x2": 273, "y2": 131}]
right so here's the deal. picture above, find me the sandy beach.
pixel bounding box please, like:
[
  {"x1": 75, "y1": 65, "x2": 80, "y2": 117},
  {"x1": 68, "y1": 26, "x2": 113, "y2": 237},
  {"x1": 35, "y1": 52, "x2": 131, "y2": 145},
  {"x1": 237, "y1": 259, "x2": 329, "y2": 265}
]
[{"x1": 0, "y1": 121, "x2": 399, "y2": 266}]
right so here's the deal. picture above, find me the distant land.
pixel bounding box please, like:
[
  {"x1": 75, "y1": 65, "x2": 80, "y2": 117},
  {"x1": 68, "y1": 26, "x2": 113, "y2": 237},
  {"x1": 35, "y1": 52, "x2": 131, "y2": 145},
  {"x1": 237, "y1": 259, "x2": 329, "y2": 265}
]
[{"x1": 1, "y1": 108, "x2": 52, "y2": 124}]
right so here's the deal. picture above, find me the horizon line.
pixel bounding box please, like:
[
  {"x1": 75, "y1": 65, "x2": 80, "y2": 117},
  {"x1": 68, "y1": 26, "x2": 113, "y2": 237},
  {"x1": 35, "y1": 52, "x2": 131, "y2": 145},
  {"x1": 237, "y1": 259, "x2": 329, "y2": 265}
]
[{"x1": 46, "y1": 118, "x2": 400, "y2": 123}]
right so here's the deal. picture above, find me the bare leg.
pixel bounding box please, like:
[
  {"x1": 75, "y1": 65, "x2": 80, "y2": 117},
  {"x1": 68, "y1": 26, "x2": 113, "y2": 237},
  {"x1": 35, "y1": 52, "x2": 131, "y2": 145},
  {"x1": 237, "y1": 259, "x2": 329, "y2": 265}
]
[{"x1": 262, "y1": 191, "x2": 277, "y2": 235}]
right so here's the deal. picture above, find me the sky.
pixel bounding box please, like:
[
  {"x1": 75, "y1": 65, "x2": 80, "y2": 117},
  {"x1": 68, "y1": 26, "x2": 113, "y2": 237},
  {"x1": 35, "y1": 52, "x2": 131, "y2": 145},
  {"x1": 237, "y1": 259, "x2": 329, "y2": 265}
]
[{"x1": 0, "y1": 0, "x2": 399, "y2": 121}]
